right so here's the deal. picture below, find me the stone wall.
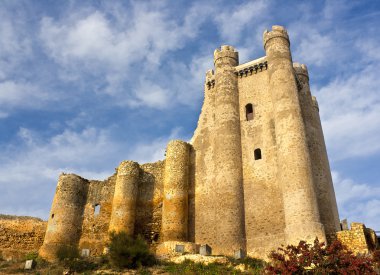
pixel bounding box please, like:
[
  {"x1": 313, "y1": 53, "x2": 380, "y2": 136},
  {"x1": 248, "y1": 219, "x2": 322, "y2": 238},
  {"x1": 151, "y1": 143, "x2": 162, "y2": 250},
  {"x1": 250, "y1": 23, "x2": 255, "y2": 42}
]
[
  {"x1": 336, "y1": 222, "x2": 379, "y2": 254},
  {"x1": 0, "y1": 215, "x2": 47, "y2": 260}
]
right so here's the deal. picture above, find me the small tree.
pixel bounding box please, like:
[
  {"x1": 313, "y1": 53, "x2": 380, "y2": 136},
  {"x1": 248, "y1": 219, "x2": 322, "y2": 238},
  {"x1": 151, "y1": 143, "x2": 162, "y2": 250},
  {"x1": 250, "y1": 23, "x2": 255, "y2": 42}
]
[
  {"x1": 108, "y1": 231, "x2": 155, "y2": 269},
  {"x1": 265, "y1": 238, "x2": 375, "y2": 274}
]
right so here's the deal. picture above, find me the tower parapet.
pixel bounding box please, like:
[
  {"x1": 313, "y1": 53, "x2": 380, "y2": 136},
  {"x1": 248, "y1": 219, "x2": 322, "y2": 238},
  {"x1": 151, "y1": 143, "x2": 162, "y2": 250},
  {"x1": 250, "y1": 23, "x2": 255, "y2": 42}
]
[
  {"x1": 39, "y1": 174, "x2": 88, "y2": 261},
  {"x1": 161, "y1": 140, "x2": 190, "y2": 242},
  {"x1": 264, "y1": 25, "x2": 326, "y2": 245},
  {"x1": 214, "y1": 45, "x2": 238, "y2": 64},
  {"x1": 108, "y1": 161, "x2": 140, "y2": 235}
]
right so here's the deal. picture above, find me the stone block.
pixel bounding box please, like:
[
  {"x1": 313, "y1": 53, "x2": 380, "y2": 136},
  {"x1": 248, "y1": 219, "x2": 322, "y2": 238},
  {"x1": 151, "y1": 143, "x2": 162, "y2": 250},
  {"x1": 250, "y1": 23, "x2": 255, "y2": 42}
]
[
  {"x1": 81, "y1": 248, "x2": 90, "y2": 257},
  {"x1": 234, "y1": 249, "x2": 246, "y2": 259},
  {"x1": 24, "y1": 259, "x2": 36, "y2": 270},
  {"x1": 199, "y1": 244, "x2": 212, "y2": 256},
  {"x1": 175, "y1": 244, "x2": 184, "y2": 253}
]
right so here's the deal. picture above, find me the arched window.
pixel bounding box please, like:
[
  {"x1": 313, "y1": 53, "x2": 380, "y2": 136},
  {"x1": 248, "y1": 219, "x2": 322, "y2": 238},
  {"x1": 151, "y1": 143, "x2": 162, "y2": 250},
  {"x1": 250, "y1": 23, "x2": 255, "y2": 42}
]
[
  {"x1": 254, "y1": 148, "x2": 262, "y2": 160},
  {"x1": 245, "y1": 104, "x2": 254, "y2": 121},
  {"x1": 94, "y1": 204, "x2": 101, "y2": 216}
]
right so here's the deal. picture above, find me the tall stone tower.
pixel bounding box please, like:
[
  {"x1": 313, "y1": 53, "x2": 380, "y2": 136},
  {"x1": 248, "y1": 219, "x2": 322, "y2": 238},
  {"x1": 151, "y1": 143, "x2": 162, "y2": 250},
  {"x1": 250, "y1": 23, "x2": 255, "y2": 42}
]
[{"x1": 39, "y1": 25, "x2": 340, "y2": 261}]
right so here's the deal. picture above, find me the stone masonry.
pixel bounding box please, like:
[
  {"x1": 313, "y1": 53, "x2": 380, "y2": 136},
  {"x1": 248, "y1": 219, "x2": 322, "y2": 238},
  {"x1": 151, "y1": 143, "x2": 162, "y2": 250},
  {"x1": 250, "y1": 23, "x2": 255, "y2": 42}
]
[
  {"x1": 39, "y1": 25, "x2": 351, "y2": 260},
  {"x1": 0, "y1": 215, "x2": 47, "y2": 261}
]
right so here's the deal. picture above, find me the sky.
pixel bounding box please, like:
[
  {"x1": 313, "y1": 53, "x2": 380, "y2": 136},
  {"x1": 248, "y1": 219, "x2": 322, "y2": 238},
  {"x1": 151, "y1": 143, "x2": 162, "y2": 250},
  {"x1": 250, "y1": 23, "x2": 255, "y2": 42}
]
[{"x1": 0, "y1": 0, "x2": 379, "y2": 231}]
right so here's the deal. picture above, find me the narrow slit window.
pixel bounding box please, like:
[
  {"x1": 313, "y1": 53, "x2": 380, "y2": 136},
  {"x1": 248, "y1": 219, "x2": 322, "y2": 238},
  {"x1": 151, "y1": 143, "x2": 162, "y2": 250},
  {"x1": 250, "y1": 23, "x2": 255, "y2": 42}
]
[
  {"x1": 94, "y1": 204, "x2": 101, "y2": 216},
  {"x1": 51, "y1": 213, "x2": 54, "y2": 219},
  {"x1": 245, "y1": 104, "x2": 254, "y2": 121},
  {"x1": 254, "y1": 148, "x2": 262, "y2": 160}
]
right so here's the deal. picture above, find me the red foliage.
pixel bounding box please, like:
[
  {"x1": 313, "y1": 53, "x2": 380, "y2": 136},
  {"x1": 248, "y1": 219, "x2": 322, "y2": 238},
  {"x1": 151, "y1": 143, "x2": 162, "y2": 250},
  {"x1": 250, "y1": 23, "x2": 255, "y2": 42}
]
[
  {"x1": 373, "y1": 250, "x2": 380, "y2": 266},
  {"x1": 265, "y1": 238, "x2": 376, "y2": 274}
]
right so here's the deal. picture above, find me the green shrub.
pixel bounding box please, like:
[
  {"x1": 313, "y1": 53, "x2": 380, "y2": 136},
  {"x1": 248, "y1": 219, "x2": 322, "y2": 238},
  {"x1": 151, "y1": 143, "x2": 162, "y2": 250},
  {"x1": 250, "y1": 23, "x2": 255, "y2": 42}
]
[
  {"x1": 61, "y1": 258, "x2": 98, "y2": 273},
  {"x1": 163, "y1": 259, "x2": 242, "y2": 274},
  {"x1": 108, "y1": 231, "x2": 156, "y2": 269},
  {"x1": 24, "y1": 251, "x2": 38, "y2": 261},
  {"x1": 266, "y1": 238, "x2": 375, "y2": 274},
  {"x1": 56, "y1": 245, "x2": 79, "y2": 262}
]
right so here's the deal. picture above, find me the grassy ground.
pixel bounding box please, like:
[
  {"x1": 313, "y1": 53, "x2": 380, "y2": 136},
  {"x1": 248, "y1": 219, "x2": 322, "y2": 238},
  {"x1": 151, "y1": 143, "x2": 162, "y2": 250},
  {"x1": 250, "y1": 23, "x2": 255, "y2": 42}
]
[{"x1": 0, "y1": 256, "x2": 265, "y2": 274}]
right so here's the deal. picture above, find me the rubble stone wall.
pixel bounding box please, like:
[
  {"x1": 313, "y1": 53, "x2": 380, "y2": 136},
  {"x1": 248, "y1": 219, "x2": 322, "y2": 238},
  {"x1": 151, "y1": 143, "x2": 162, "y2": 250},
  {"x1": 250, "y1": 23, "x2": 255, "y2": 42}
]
[
  {"x1": 336, "y1": 222, "x2": 379, "y2": 254},
  {"x1": 0, "y1": 215, "x2": 46, "y2": 260}
]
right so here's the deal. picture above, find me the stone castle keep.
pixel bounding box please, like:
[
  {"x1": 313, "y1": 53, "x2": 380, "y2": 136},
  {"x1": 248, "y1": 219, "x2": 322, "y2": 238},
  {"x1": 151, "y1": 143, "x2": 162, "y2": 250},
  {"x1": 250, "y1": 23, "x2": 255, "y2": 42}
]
[{"x1": 39, "y1": 25, "x2": 342, "y2": 260}]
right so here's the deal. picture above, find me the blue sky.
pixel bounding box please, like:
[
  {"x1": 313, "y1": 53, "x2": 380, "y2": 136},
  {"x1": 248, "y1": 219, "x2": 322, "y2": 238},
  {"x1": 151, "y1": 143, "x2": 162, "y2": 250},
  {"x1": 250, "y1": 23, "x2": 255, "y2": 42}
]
[{"x1": 0, "y1": 0, "x2": 379, "y2": 231}]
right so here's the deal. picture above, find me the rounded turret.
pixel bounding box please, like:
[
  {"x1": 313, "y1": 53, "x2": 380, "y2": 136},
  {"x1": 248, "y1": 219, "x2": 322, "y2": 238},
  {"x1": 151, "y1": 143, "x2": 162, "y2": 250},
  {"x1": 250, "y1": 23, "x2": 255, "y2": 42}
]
[
  {"x1": 161, "y1": 140, "x2": 191, "y2": 242},
  {"x1": 109, "y1": 161, "x2": 140, "y2": 235},
  {"x1": 213, "y1": 44, "x2": 245, "y2": 255},
  {"x1": 264, "y1": 25, "x2": 326, "y2": 245},
  {"x1": 39, "y1": 174, "x2": 88, "y2": 261},
  {"x1": 293, "y1": 63, "x2": 309, "y2": 82}
]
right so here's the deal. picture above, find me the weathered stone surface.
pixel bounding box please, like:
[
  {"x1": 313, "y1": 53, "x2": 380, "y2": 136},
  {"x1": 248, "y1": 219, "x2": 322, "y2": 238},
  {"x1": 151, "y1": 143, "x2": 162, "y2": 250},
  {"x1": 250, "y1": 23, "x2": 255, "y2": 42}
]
[
  {"x1": 336, "y1": 222, "x2": 379, "y2": 254},
  {"x1": 0, "y1": 215, "x2": 46, "y2": 261}
]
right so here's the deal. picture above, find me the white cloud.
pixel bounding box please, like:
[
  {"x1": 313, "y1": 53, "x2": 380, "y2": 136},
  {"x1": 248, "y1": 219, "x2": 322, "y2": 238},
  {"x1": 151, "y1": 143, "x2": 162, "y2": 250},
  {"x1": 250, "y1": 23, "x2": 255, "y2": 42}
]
[
  {"x1": 39, "y1": 2, "x2": 202, "y2": 71},
  {"x1": 128, "y1": 127, "x2": 186, "y2": 163},
  {"x1": 333, "y1": 171, "x2": 380, "y2": 230},
  {"x1": 294, "y1": 32, "x2": 333, "y2": 66},
  {"x1": 0, "y1": 81, "x2": 52, "y2": 110},
  {"x1": 315, "y1": 64, "x2": 380, "y2": 160},
  {"x1": 0, "y1": 4, "x2": 32, "y2": 80},
  {"x1": 214, "y1": 0, "x2": 268, "y2": 44}
]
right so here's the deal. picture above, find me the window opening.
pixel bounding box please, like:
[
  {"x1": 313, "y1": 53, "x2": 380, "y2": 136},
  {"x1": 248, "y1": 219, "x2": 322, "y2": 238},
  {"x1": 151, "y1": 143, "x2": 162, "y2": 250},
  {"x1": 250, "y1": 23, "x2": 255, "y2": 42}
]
[
  {"x1": 254, "y1": 148, "x2": 262, "y2": 160},
  {"x1": 245, "y1": 104, "x2": 254, "y2": 121},
  {"x1": 94, "y1": 204, "x2": 101, "y2": 216},
  {"x1": 51, "y1": 213, "x2": 54, "y2": 219}
]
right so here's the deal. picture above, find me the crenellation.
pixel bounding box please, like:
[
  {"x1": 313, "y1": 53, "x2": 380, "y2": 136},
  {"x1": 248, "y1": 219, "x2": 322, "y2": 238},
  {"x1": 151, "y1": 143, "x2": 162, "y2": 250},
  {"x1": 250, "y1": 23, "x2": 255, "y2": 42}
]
[{"x1": 236, "y1": 61, "x2": 268, "y2": 78}]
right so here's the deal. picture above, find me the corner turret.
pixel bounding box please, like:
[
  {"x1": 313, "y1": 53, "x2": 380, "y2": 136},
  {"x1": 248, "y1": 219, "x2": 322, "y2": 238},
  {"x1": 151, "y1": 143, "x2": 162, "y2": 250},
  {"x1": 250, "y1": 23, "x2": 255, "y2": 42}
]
[{"x1": 264, "y1": 25, "x2": 326, "y2": 245}]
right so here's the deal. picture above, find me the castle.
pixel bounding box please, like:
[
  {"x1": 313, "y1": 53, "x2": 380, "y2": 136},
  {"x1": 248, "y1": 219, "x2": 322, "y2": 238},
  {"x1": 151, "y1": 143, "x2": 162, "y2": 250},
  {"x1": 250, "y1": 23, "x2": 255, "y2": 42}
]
[{"x1": 39, "y1": 25, "x2": 341, "y2": 261}]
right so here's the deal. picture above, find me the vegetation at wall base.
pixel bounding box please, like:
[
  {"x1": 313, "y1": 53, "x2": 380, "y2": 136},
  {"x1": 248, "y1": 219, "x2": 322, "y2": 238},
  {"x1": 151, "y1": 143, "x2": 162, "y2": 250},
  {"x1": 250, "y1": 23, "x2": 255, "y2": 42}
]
[
  {"x1": 265, "y1": 238, "x2": 376, "y2": 274},
  {"x1": 162, "y1": 259, "x2": 242, "y2": 274},
  {"x1": 108, "y1": 231, "x2": 156, "y2": 269},
  {"x1": 55, "y1": 245, "x2": 98, "y2": 273}
]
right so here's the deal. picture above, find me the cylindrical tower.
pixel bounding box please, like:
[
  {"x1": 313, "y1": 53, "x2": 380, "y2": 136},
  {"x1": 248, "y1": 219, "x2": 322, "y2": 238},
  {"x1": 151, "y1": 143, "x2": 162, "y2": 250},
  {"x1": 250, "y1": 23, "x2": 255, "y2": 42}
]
[
  {"x1": 108, "y1": 161, "x2": 140, "y2": 235},
  {"x1": 311, "y1": 96, "x2": 340, "y2": 238},
  {"x1": 294, "y1": 64, "x2": 340, "y2": 240},
  {"x1": 213, "y1": 45, "x2": 245, "y2": 255},
  {"x1": 263, "y1": 25, "x2": 326, "y2": 244},
  {"x1": 161, "y1": 140, "x2": 190, "y2": 242},
  {"x1": 39, "y1": 174, "x2": 88, "y2": 261}
]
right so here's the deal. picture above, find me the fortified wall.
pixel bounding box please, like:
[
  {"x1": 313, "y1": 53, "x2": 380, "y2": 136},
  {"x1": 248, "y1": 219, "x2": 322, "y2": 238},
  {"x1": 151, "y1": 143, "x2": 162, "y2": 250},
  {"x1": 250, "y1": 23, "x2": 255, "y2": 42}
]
[
  {"x1": 0, "y1": 215, "x2": 46, "y2": 260},
  {"x1": 39, "y1": 25, "x2": 347, "y2": 261}
]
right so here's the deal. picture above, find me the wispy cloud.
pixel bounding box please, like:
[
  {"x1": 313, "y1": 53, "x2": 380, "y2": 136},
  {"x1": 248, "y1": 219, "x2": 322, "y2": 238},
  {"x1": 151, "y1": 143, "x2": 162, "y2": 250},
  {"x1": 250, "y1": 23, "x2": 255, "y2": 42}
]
[
  {"x1": 333, "y1": 171, "x2": 380, "y2": 230},
  {"x1": 316, "y1": 64, "x2": 380, "y2": 160},
  {"x1": 214, "y1": 0, "x2": 268, "y2": 44}
]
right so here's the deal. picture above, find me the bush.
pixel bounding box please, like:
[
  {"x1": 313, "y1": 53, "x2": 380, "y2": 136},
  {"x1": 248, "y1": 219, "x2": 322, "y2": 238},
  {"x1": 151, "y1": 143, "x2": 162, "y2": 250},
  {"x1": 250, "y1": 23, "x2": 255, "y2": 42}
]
[
  {"x1": 108, "y1": 231, "x2": 156, "y2": 269},
  {"x1": 373, "y1": 250, "x2": 380, "y2": 264},
  {"x1": 56, "y1": 245, "x2": 79, "y2": 262},
  {"x1": 24, "y1": 251, "x2": 38, "y2": 261},
  {"x1": 265, "y1": 238, "x2": 375, "y2": 274}
]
